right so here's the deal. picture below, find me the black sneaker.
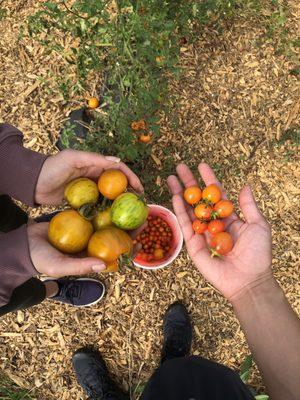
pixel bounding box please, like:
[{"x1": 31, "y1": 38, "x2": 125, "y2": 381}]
[
  {"x1": 161, "y1": 301, "x2": 193, "y2": 363},
  {"x1": 72, "y1": 348, "x2": 129, "y2": 400},
  {"x1": 45, "y1": 278, "x2": 105, "y2": 307}
]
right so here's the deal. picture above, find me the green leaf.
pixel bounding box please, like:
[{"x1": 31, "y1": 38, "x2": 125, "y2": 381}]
[
  {"x1": 255, "y1": 395, "x2": 269, "y2": 400},
  {"x1": 44, "y1": 2, "x2": 58, "y2": 11},
  {"x1": 240, "y1": 370, "x2": 250, "y2": 384},
  {"x1": 240, "y1": 355, "x2": 253, "y2": 375}
]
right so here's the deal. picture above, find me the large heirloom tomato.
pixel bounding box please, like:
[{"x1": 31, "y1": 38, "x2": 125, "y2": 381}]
[
  {"x1": 88, "y1": 226, "x2": 133, "y2": 272},
  {"x1": 64, "y1": 178, "x2": 99, "y2": 209},
  {"x1": 48, "y1": 210, "x2": 93, "y2": 254}
]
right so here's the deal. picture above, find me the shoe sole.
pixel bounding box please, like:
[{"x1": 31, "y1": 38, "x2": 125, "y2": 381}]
[{"x1": 42, "y1": 278, "x2": 106, "y2": 308}]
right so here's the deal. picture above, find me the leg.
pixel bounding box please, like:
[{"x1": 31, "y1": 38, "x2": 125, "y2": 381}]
[
  {"x1": 141, "y1": 302, "x2": 254, "y2": 400},
  {"x1": 72, "y1": 348, "x2": 129, "y2": 400},
  {"x1": 0, "y1": 195, "x2": 28, "y2": 232},
  {"x1": 0, "y1": 278, "x2": 46, "y2": 317}
]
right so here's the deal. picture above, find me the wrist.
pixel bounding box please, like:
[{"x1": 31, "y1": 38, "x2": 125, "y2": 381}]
[{"x1": 229, "y1": 272, "x2": 279, "y2": 308}]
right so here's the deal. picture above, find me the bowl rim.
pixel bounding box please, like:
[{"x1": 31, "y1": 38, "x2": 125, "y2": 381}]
[{"x1": 133, "y1": 204, "x2": 183, "y2": 270}]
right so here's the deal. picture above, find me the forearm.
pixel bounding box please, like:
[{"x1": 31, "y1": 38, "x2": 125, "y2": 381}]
[{"x1": 232, "y1": 276, "x2": 300, "y2": 400}]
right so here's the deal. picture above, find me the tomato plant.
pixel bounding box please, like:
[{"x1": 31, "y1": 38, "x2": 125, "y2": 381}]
[
  {"x1": 214, "y1": 200, "x2": 234, "y2": 218},
  {"x1": 184, "y1": 186, "x2": 202, "y2": 205},
  {"x1": 48, "y1": 210, "x2": 93, "y2": 254},
  {"x1": 194, "y1": 203, "x2": 213, "y2": 221},
  {"x1": 210, "y1": 232, "x2": 233, "y2": 256},
  {"x1": 98, "y1": 169, "x2": 128, "y2": 200},
  {"x1": 202, "y1": 184, "x2": 222, "y2": 204}
]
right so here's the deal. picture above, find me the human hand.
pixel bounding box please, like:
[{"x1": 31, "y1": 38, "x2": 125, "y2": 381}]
[
  {"x1": 27, "y1": 222, "x2": 106, "y2": 276},
  {"x1": 167, "y1": 163, "x2": 273, "y2": 302},
  {"x1": 35, "y1": 149, "x2": 143, "y2": 205}
]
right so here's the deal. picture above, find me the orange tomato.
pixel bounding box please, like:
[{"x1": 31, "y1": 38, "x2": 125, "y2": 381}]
[
  {"x1": 207, "y1": 219, "x2": 225, "y2": 235},
  {"x1": 194, "y1": 203, "x2": 213, "y2": 221},
  {"x1": 88, "y1": 97, "x2": 99, "y2": 109},
  {"x1": 98, "y1": 169, "x2": 128, "y2": 200},
  {"x1": 192, "y1": 220, "x2": 208, "y2": 234},
  {"x1": 202, "y1": 184, "x2": 222, "y2": 204},
  {"x1": 210, "y1": 232, "x2": 233, "y2": 256},
  {"x1": 214, "y1": 200, "x2": 234, "y2": 218},
  {"x1": 139, "y1": 134, "x2": 151, "y2": 143},
  {"x1": 88, "y1": 226, "x2": 133, "y2": 272},
  {"x1": 48, "y1": 210, "x2": 93, "y2": 254},
  {"x1": 184, "y1": 186, "x2": 202, "y2": 205}
]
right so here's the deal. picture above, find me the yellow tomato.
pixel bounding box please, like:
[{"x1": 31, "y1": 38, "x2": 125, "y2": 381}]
[
  {"x1": 64, "y1": 178, "x2": 99, "y2": 209},
  {"x1": 48, "y1": 210, "x2": 93, "y2": 254}
]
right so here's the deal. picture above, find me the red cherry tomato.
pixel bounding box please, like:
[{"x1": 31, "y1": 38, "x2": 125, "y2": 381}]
[
  {"x1": 210, "y1": 232, "x2": 233, "y2": 256},
  {"x1": 207, "y1": 219, "x2": 225, "y2": 235},
  {"x1": 192, "y1": 220, "x2": 208, "y2": 234},
  {"x1": 184, "y1": 186, "x2": 202, "y2": 205},
  {"x1": 194, "y1": 203, "x2": 213, "y2": 221},
  {"x1": 202, "y1": 184, "x2": 222, "y2": 204},
  {"x1": 214, "y1": 200, "x2": 234, "y2": 218}
]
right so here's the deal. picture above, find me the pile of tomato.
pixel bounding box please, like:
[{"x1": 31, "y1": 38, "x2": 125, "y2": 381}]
[
  {"x1": 48, "y1": 169, "x2": 148, "y2": 273},
  {"x1": 135, "y1": 216, "x2": 173, "y2": 262},
  {"x1": 183, "y1": 184, "x2": 234, "y2": 256}
]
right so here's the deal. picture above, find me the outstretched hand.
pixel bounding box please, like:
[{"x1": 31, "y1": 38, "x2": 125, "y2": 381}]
[
  {"x1": 167, "y1": 163, "x2": 273, "y2": 302},
  {"x1": 35, "y1": 149, "x2": 143, "y2": 206}
]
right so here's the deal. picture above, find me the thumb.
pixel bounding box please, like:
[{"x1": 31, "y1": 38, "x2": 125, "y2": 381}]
[
  {"x1": 239, "y1": 186, "x2": 265, "y2": 225},
  {"x1": 57, "y1": 256, "x2": 106, "y2": 276}
]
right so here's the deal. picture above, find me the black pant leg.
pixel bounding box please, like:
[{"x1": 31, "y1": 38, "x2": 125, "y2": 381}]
[
  {"x1": 141, "y1": 356, "x2": 255, "y2": 400},
  {"x1": 0, "y1": 195, "x2": 28, "y2": 232},
  {"x1": 0, "y1": 278, "x2": 46, "y2": 317}
]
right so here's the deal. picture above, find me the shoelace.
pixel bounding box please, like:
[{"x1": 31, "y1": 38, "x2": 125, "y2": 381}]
[{"x1": 59, "y1": 282, "x2": 83, "y2": 304}]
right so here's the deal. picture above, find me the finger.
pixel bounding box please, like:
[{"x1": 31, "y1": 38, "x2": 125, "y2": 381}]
[
  {"x1": 172, "y1": 194, "x2": 194, "y2": 241},
  {"x1": 57, "y1": 255, "x2": 106, "y2": 275},
  {"x1": 130, "y1": 221, "x2": 148, "y2": 239},
  {"x1": 198, "y1": 162, "x2": 225, "y2": 195},
  {"x1": 176, "y1": 163, "x2": 198, "y2": 188},
  {"x1": 167, "y1": 175, "x2": 184, "y2": 196},
  {"x1": 239, "y1": 186, "x2": 267, "y2": 226},
  {"x1": 105, "y1": 161, "x2": 144, "y2": 194},
  {"x1": 167, "y1": 175, "x2": 196, "y2": 221}
]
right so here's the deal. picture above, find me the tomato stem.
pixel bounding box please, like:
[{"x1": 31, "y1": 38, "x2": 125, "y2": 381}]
[{"x1": 78, "y1": 203, "x2": 96, "y2": 220}]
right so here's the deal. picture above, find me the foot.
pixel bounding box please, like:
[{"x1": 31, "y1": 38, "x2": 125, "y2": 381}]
[
  {"x1": 72, "y1": 348, "x2": 129, "y2": 400},
  {"x1": 45, "y1": 278, "x2": 105, "y2": 307},
  {"x1": 161, "y1": 301, "x2": 192, "y2": 363}
]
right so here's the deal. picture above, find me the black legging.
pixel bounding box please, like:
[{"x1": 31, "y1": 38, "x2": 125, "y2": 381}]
[{"x1": 141, "y1": 356, "x2": 255, "y2": 400}]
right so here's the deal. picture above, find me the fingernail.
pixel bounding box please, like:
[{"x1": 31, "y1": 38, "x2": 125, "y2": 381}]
[
  {"x1": 105, "y1": 156, "x2": 121, "y2": 163},
  {"x1": 92, "y1": 264, "x2": 106, "y2": 272}
]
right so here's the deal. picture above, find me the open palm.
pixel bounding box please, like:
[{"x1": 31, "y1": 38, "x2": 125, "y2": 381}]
[{"x1": 167, "y1": 163, "x2": 272, "y2": 301}]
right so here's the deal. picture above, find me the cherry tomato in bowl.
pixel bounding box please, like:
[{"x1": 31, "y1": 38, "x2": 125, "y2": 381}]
[{"x1": 133, "y1": 204, "x2": 183, "y2": 270}]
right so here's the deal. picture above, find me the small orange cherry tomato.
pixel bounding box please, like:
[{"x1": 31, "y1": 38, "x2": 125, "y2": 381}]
[
  {"x1": 184, "y1": 186, "x2": 202, "y2": 205},
  {"x1": 88, "y1": 97, "x2": 99, "y2": 109},
  {"x1": 192, "y1": 220, "x2": 208, "y2": 234},
  {"x1": 202, "y1": 184, "x2": 222, "y2": 204},
  {"x1": 194, "y1": 203, "x2": 213, "y2": 221},
  {"x1": 98, "y1": 169, "x2": 128, "y2": 200},
  {"x1": 214, "y1": 200, "x2": 234, "y2": 218},
  {"x1": 139, "y1": 134, "x2": 151, "y2": 143},
  {"x1": 210, "y1": 232, "x2": 233, "y2": 256},
  {"x1": 207, "y1": 219, "x2": 225, "y2": 235}
]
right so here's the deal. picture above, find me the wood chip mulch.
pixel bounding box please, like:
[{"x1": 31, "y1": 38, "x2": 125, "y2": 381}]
[{"x1": 0, "y1": 1, "x2": 299, "y2": 399}]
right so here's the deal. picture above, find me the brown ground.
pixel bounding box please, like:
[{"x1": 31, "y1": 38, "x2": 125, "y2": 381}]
[{"x1": 0, "y1": 1, "x2": 299, "y2": 399}]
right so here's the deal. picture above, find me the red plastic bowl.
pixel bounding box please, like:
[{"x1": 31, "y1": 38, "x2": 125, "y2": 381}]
[{"x1": 133, "y1": 204, "x2": 183, "y2": 270}]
